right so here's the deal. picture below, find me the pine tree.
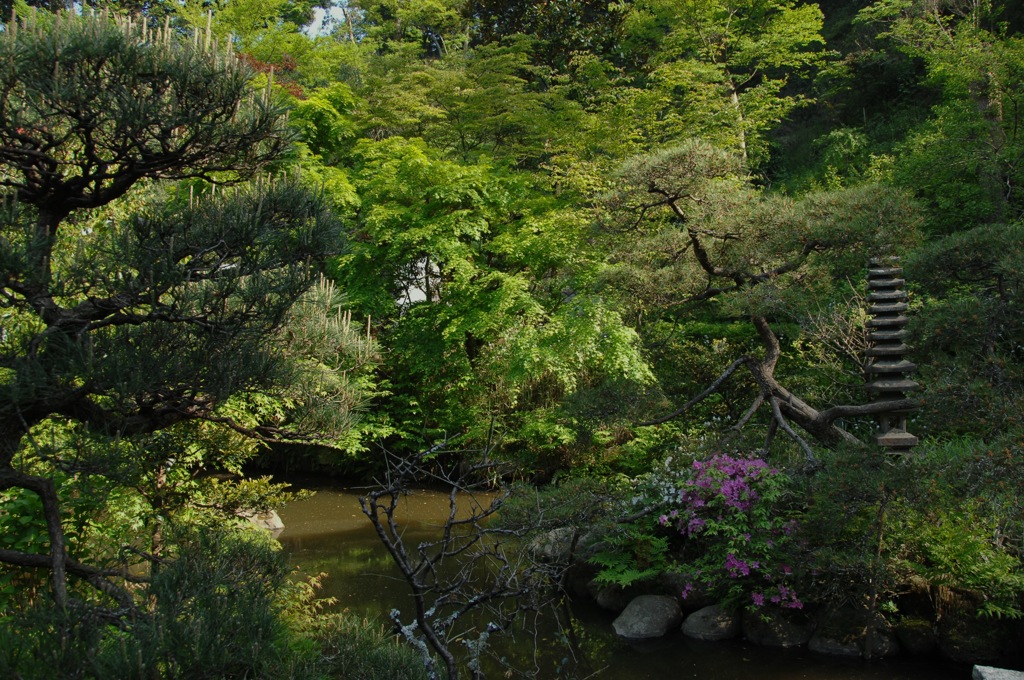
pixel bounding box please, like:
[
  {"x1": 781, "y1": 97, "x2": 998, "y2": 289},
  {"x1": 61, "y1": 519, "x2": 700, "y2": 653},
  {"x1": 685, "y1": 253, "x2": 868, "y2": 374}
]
[{"x1": 0, "y1": 9, "x2": 340, "y2": 608}]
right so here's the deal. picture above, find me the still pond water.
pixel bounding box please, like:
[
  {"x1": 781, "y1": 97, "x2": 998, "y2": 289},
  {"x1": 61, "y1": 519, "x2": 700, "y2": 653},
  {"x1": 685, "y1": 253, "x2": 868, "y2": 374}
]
[{"x1": 277, "y1": 484, "x2": 967, "y2": 680}]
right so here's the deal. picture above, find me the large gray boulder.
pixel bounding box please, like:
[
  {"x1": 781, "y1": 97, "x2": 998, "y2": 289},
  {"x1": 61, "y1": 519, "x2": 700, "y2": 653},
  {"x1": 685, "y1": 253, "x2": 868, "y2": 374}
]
[
  {"x1": 612, "y1": 595, "x2": 683, "y2": 639},
  {"x1": 808, "y1": 632, "x2": 861, "y2": 657},
  {"x1": 682, "y1": 604, "x2": 742, "y2": 641},
  {"x1": 241, "y1": 509, "x2": 284, "y2": 537},
  {"x1": 973, "y1": 667, "x2": 1024, "y2": 680}
]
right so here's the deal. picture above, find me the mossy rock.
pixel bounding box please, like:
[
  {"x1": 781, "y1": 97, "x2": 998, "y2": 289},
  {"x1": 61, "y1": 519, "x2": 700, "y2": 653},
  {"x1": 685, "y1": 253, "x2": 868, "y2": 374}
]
[
  {"x1": 936, "y1": 589, "x2": 1023, "y2": 665},
  {"x1": 938, "y1": 614, "x2": 1022, "y2": 665},
  {"x1": 894, "y1": 617, "x2": 937, "y2": 656},
  {"x1": 743, "y1": 607, "x2": 815, "y2": 648},
  {"x1": 810, "y1": 606, "x2": 901, "y2": 659}
]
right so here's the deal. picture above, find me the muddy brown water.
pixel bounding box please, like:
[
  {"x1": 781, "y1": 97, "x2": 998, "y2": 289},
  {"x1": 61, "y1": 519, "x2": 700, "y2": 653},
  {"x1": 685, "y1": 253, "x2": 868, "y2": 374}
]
[{"x1": 277, "y1": 484, "x2": 967, "y2": 680}]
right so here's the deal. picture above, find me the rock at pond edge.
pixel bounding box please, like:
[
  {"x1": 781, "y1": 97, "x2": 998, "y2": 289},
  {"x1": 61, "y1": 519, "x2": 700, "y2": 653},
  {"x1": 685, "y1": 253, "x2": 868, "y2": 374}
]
[
  {"x1": 742, "y1": 607, "x2": 814, "y2": 648},
  {"x1": 973, "y1": 666, "x2": 1024, "y2": 680},
  {"x1": 612, "y1": 595, "x2": 683, "y2": 640},
  {"x1": 241, "y1": 509, "x2": 284, "y2": 536},
  {"x1": 682, "y1": 604, "x2": 742, "y2": 641}
]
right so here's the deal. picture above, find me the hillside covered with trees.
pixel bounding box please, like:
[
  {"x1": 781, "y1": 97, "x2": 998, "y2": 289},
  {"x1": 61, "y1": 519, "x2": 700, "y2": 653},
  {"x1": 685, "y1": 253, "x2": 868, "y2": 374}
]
[{"x1": 1, "y1": 1, "x2": 1023, "y2": 677}]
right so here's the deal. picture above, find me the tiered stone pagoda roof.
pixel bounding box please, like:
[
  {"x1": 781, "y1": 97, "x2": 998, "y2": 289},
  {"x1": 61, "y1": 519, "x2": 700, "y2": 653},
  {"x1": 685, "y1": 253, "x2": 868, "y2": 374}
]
[{"x1": 865, "y1": 259, "x2": 919, "y2": 450}]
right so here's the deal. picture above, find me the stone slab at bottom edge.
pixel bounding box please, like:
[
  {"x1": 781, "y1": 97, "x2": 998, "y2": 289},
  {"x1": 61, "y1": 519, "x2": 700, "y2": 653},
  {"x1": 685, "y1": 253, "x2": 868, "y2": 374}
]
[{"x1": 973, "y1": 665, "x2": 1024, "y2": 680}]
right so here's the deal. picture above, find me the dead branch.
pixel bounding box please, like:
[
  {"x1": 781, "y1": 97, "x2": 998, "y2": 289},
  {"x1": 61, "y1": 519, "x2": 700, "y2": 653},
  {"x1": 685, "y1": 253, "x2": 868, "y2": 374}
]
[{"x1": 359, "y1": 438, "x2": 561, "y2": 680}]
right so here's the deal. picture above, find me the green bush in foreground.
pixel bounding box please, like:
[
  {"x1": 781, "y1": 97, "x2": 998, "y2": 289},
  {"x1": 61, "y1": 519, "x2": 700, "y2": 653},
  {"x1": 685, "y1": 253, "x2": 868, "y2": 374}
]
[
  {"x1": 0, "y1": 526, "x2": 428, "y2": 680},
  {"x1": 799, "y1": 438, "x2": 1024, "y2": 621}
]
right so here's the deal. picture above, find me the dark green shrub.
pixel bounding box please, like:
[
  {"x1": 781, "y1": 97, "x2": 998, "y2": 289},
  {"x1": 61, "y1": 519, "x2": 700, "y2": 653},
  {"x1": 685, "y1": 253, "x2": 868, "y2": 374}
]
[
  {"x1": 0, "y1": 526, "x2": 430, "y2": 680},
  {"x1": 798, "y1": 440, "x2": 1024, "y2": 622}
]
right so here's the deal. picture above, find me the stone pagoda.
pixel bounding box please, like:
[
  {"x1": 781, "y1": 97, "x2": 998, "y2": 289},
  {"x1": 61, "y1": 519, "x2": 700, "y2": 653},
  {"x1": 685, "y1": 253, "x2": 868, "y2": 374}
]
[{"x1": 865, "y1": 258, "x2": 919, "y2": 450}]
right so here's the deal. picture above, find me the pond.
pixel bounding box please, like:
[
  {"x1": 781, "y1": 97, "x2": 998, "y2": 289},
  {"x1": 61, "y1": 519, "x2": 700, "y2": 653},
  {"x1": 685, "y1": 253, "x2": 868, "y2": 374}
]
[{"x1": 277, "y1": 483, "x2": 969, "y2": 680}]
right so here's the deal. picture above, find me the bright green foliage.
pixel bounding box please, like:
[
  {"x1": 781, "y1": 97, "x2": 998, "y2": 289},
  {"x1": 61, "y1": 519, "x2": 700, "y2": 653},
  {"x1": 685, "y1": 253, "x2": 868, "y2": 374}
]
[
  {"x1": 357, "y1": 37, "x2": 582, "y2": 169},
  {"x1": 176, "y1": 0, "x2": 323, "y2": 43},
  {"x1": 542, "y1": 79, "x2": 663, "y2": 196},
  {"x1": 284, "y1": 81, "x2": 363, "y2": 215},
  {"x1": 637, "y1": 0, "x2": 826, "y2": 165},
  {"x1": 0, "y1": 488, "x2": 48, "y2": 607},
  {"x1": 333, "y1": 136, "x2": 650, "y2": 462},
  {"x1": 854, "y1": 0, "x2": 1024, "y2": 234},
  {"x1": 349, "y1": 0, "x2": 469, "y2": 57},
  {"x1": 293, "y1": 35, "x2": 367, "y2": 91},
  {"x1": 291, "y1": 83, "x2": 361, "y2": 163},
  {"x1": 590, "y1": 526, "x2": 670, "y2": 588},
  {"x1": 906, "y1": 504, "x2": 1024, "y2": 619},
  {"x1": 468, "y1": 0, "x2": 629, "y2": 70}
]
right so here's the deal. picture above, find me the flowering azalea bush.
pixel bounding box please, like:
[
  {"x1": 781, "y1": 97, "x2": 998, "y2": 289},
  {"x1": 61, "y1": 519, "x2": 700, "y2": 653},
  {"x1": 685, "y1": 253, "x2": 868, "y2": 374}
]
[
  {"x1": 593, "y1": 453, "x2": 799, "y2": 610},
  {"x1": 660, "y1": 454, "x2": 800, "y2": 609}
]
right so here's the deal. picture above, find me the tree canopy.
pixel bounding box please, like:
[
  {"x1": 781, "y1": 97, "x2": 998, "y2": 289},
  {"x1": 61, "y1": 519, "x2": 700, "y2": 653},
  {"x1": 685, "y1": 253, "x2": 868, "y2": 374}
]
[{"x1": 3, "y1": 1, "x2": 1024, "y2": 676}]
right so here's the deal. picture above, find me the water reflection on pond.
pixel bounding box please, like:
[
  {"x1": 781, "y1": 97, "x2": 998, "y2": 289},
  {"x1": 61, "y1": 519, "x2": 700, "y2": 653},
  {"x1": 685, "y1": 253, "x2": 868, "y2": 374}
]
[{"x1": 277, "y1": 484, "x2": 967, "y2": 680}]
